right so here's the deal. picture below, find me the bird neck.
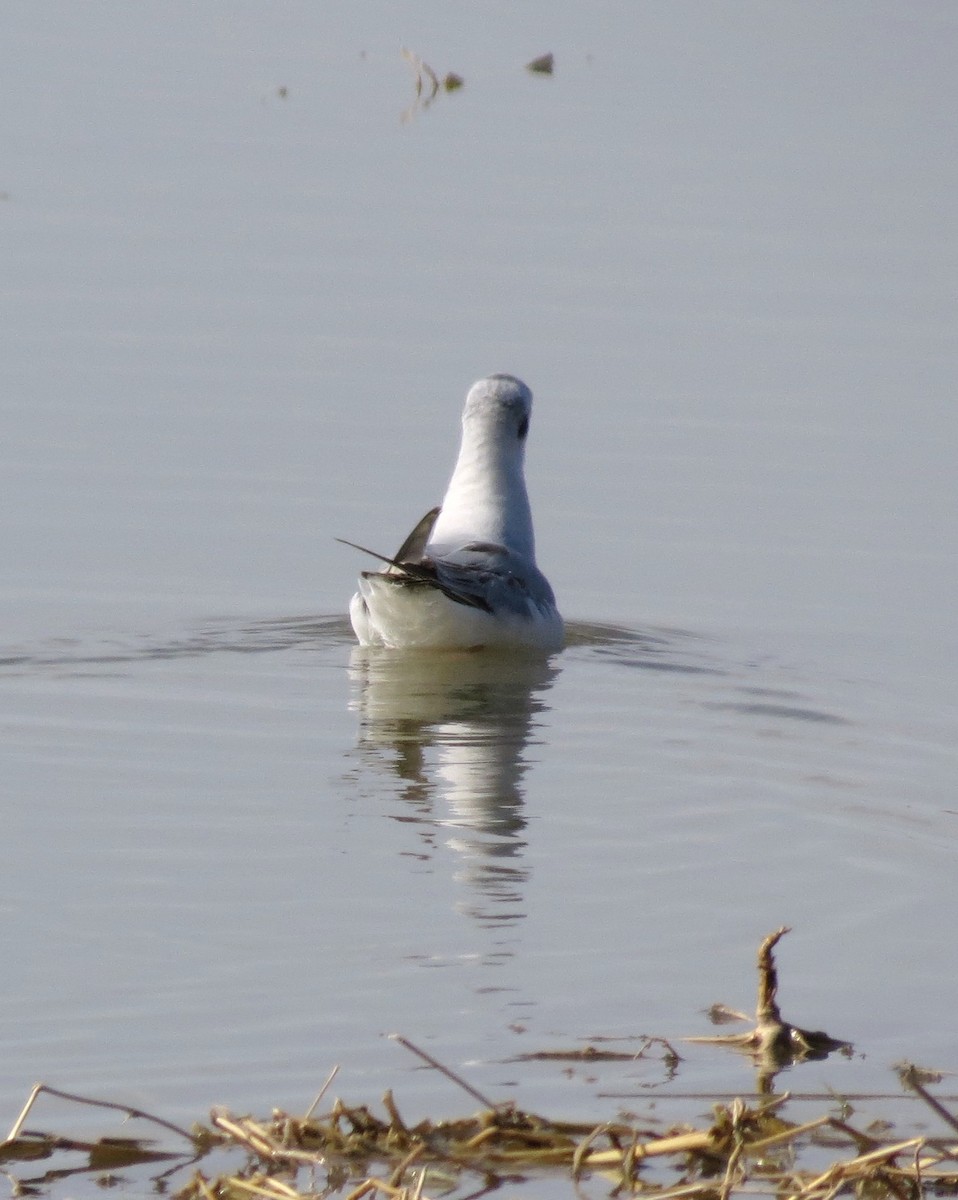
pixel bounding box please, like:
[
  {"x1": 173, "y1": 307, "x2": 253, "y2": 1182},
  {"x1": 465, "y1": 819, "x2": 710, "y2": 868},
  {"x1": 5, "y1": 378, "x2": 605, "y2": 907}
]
[{"x1": 428, "y1": 434, "x2": 535, "y2": 561}]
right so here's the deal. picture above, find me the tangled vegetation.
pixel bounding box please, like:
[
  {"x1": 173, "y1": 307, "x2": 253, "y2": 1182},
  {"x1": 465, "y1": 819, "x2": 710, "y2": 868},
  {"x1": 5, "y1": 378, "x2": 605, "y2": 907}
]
[{"x1": 3, "y1": 931, "x2": 956, "y2": 1200}]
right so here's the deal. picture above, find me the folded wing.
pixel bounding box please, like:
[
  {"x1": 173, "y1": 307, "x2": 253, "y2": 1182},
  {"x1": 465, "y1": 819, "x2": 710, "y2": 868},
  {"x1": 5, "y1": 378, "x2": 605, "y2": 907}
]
[{"x1": 339, "y1": 510, "x2": 555, "y2": 618}]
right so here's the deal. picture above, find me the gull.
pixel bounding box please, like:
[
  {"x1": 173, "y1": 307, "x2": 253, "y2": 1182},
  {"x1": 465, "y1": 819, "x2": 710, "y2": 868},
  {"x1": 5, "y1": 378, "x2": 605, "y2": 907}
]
[{"x1": 341, "y1": 374, "x2": 563, "y2": 652}]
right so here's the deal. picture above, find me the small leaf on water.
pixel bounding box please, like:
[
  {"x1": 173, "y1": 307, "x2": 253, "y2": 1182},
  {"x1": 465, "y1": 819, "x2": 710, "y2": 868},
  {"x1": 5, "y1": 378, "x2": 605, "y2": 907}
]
[
  {"x1": 526, "y1": 53, "x2": 554, "y2": 75},
  {"x1": 87, "y1": 1139, "x2": 169, "y2": 1170},
  {"x1": 0, "y1": 1134, "x2": 57, "y2": 1163}
]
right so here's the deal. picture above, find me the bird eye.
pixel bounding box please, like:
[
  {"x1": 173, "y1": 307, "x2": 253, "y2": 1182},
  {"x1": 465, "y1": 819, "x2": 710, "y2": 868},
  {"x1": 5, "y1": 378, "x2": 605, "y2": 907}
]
[{"x1": 517, "y1": 415, "x2": 529, "y2": 439}]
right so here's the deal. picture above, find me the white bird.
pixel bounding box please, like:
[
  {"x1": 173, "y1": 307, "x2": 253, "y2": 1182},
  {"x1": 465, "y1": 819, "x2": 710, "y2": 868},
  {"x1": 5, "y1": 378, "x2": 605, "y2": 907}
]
[{"x1": 342, "y1": 374, "x2": 563, "y2": 652}]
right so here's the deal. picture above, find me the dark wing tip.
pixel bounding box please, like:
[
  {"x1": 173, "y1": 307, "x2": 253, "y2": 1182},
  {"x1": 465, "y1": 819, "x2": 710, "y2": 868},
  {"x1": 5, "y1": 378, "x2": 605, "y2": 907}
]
[{"x1": 393, "y1": 506, "x2": 441, "y2": 563}]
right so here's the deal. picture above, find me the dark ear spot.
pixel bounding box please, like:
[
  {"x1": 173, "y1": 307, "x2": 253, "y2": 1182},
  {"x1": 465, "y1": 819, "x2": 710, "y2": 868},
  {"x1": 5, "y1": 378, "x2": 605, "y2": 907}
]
[{"x1": 517, "y1": 415, "x2": 529, "y2": 439}]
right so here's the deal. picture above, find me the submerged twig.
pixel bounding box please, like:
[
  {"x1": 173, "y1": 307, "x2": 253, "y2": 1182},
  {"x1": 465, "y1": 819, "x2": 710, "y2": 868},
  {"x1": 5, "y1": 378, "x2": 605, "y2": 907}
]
[
  {"x1": 898, "y1": 1063, "x2": 958, "y2": 1136},
  {"x1": 4, "y1": 1082, "x2": 195, "y2": 1145},
  {"x1": 388, "y1": 1034, "x2": 501, "y2": 1112}
]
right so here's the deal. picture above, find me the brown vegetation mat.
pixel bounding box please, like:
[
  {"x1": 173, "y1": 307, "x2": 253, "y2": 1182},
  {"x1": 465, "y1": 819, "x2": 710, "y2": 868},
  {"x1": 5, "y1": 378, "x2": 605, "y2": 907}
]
[
  {"x1": 2, "y1": 930, "x2": 956, "y2": 1200},
  {"x1": 4, "y1": 1076, "x2": 958, "y2": 1200}
]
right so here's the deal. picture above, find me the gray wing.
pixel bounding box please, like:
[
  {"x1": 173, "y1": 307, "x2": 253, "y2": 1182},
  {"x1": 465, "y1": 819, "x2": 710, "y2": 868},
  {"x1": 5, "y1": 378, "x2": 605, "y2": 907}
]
[
  {"x1": 339, "y1": 519, "x2": 554, "y2": 618},
  {"x1": 429, "y1": 550, "x2": 556, "y2": 617}
]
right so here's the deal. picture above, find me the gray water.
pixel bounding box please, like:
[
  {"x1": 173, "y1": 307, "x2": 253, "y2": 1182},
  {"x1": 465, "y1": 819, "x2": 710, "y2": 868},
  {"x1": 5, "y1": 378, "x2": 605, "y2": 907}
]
[{"x1": 2, "y1": 3, "x2": 957, "y2": 1195}]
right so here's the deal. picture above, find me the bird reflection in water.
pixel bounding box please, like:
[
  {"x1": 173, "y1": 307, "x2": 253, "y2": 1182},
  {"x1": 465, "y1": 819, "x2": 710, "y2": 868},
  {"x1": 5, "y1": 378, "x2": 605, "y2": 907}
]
[{"x1": 347, "y1": 646, "x2": 558, "y2": 935}]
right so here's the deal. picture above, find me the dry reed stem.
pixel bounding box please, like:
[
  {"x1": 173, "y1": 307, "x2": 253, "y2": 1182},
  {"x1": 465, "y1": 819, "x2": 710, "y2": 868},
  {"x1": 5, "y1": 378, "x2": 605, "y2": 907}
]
[
  {"x1": 743, "y1": 1113, "x2": 832, "y2": 1152},
  {"x1": 224, "y1": 1175, "x2": 302, "y2": 1200},
  {"x1": 787, "y1": 1137, "x2": 926, "y2": 1200},
  {"x1": 192, "y1": 1173, "x2": 219, "y2": 1200},
  {"x1": 303, "y1": 1066, "x2": 340, "y2": 1122}
]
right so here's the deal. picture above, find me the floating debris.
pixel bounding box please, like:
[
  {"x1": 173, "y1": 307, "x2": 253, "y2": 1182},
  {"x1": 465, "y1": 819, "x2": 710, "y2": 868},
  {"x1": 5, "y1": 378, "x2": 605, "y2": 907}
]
[
  {"x1": 400, "y1": 48, "x2": 463, "y2": 121},
  {"x1": 4, "y1": 932, "x2": 958, "y2": 1198},
  {"x1": 705, "y1": 1002, "x2": 752, "y2": 1025},
  {"x1": 686, "y1": 926, "x2": 852, "y2": 1091},
  {"x1": 161, "y1": 1088, "x2": 958, "y2": 1200},
  {"x1": 513, "y1": 1033, "x2": 682, "y2": 1071},
  {"x1": 526, "y1": 52, "x2": 554, "y2": 75},
  {"x1": 6, "y1": 1077, "x2": 958, "y2": 1200}
]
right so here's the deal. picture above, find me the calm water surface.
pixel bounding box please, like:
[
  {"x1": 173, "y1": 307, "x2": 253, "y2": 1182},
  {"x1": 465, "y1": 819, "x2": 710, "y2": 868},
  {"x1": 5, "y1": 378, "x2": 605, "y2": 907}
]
[{"x1": 2, "y1": 3, "x2": 956, "y2": 1195}]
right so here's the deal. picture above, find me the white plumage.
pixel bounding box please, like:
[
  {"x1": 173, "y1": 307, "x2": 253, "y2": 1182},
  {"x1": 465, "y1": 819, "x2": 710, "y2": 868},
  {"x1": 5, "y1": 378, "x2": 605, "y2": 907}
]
[{"x1": 343, "y1": 374, "x2": 563, "y2": 652}]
